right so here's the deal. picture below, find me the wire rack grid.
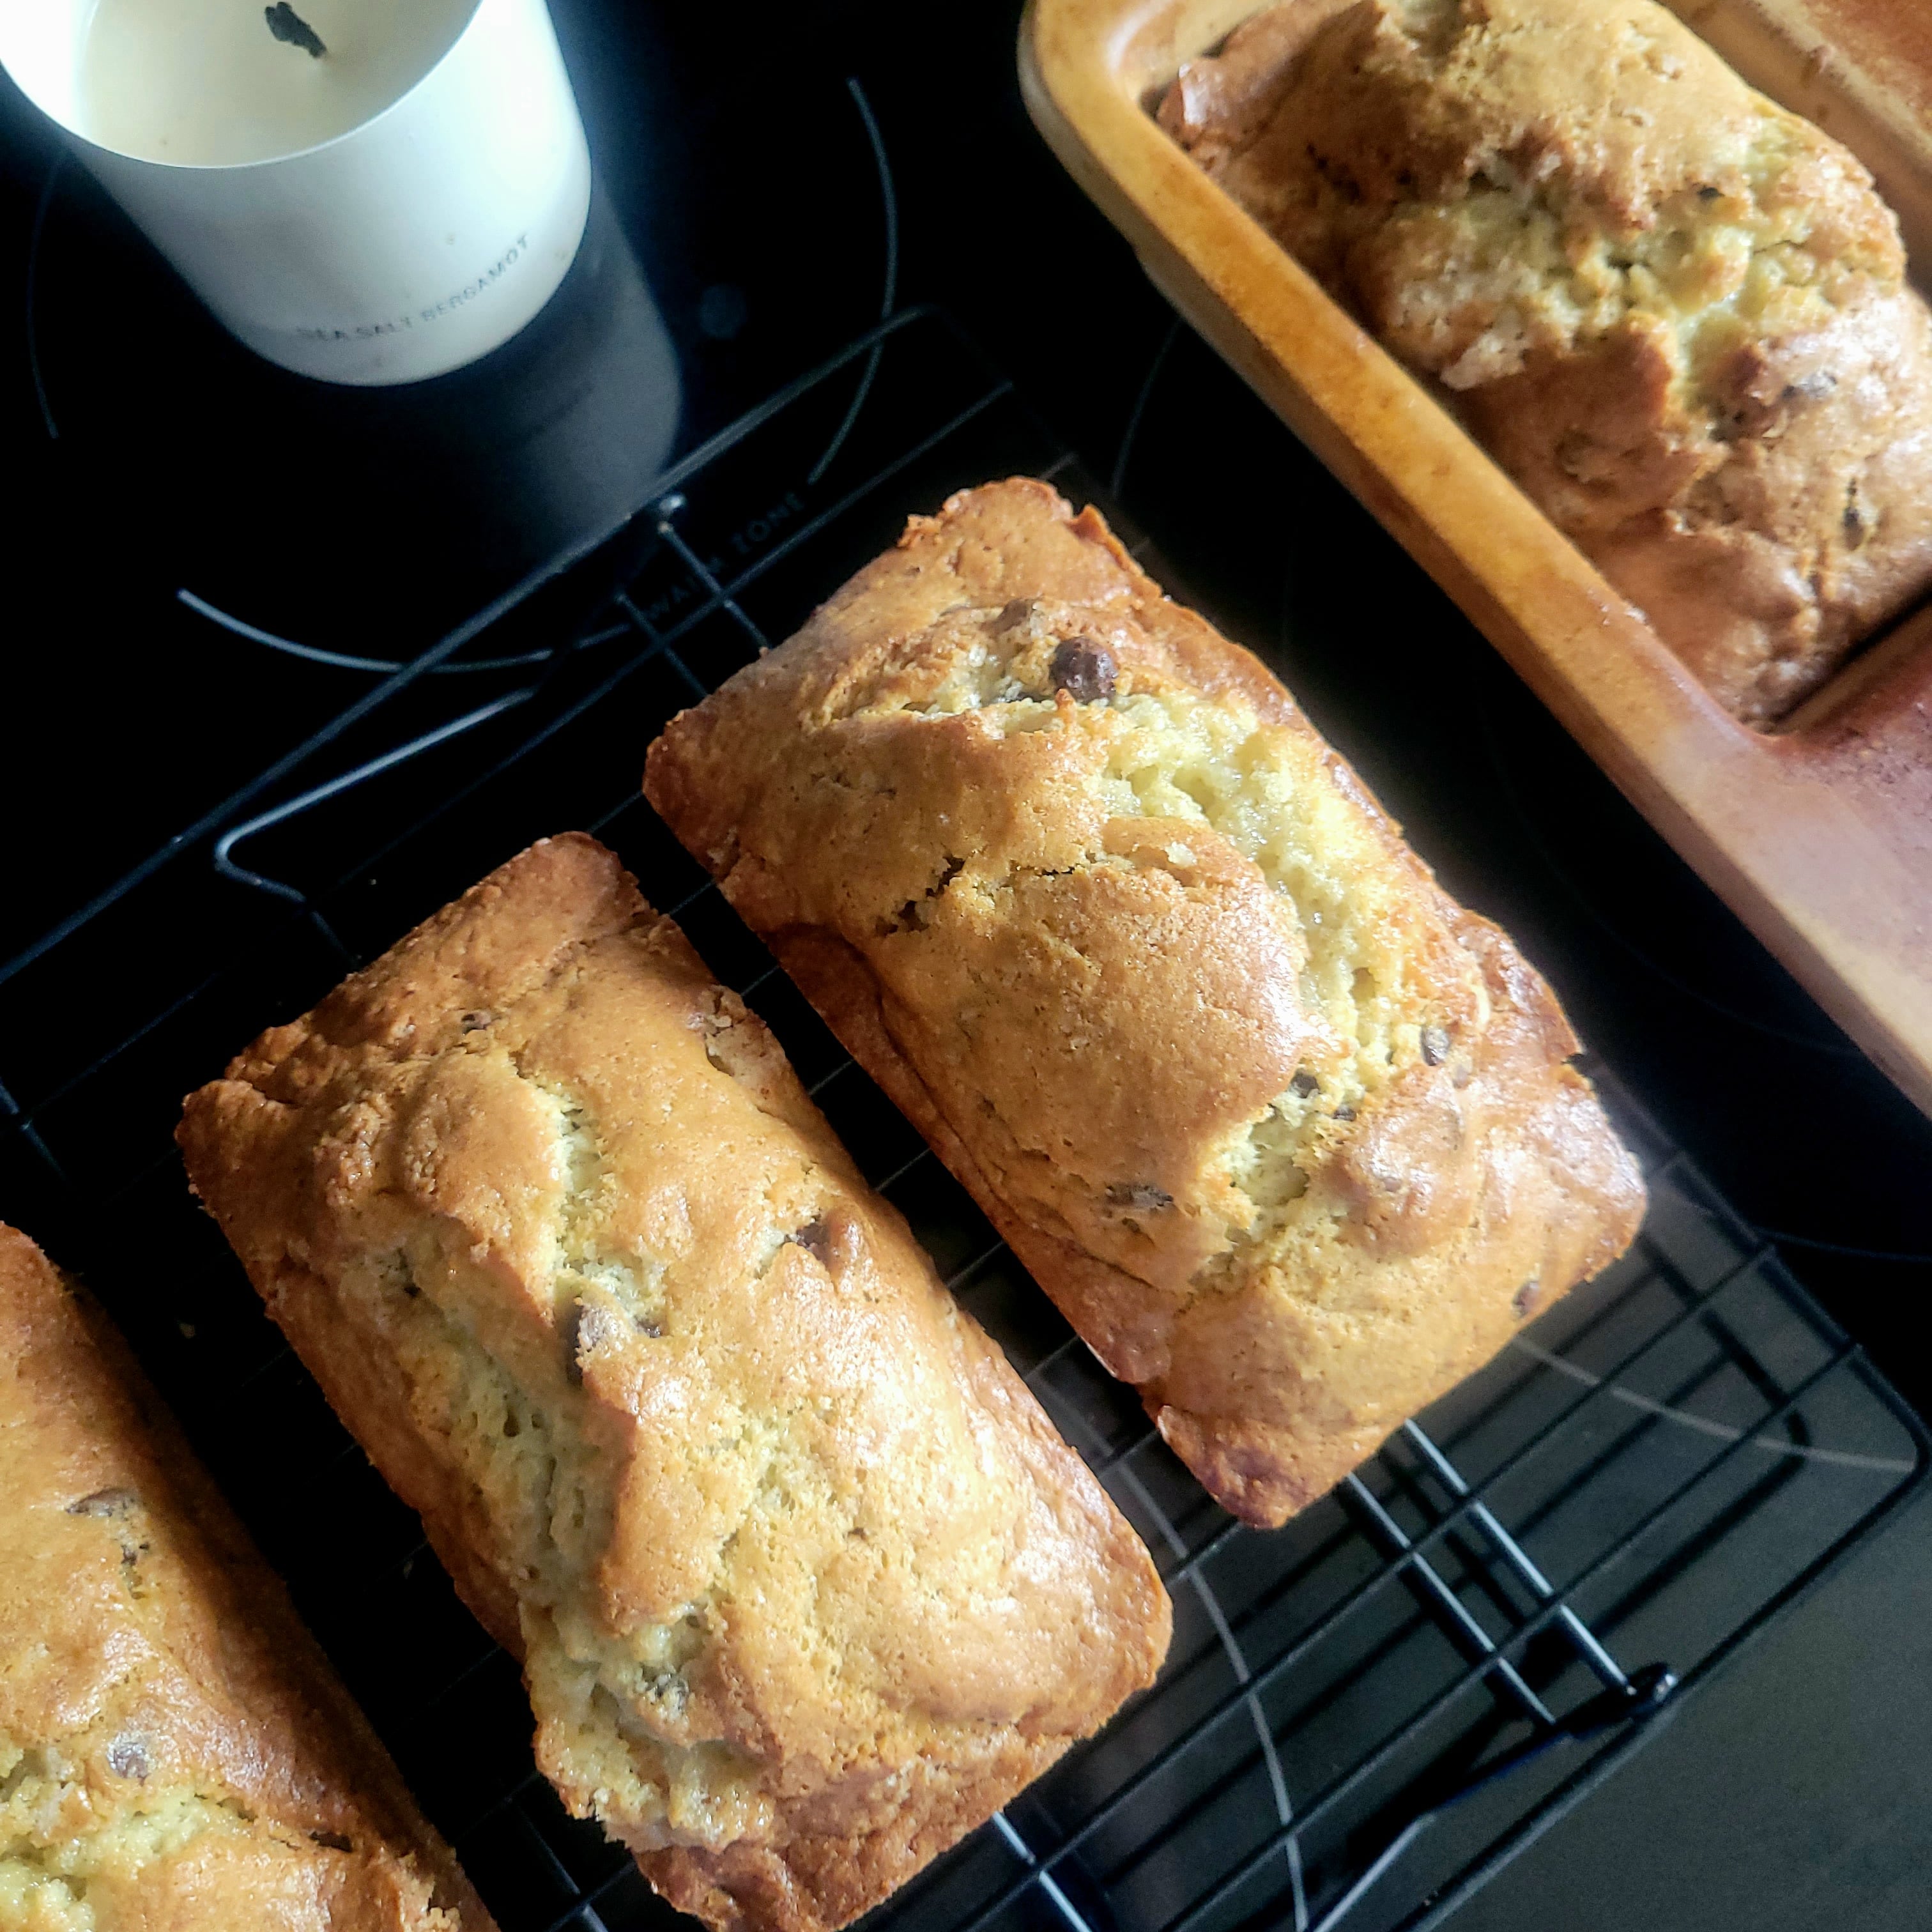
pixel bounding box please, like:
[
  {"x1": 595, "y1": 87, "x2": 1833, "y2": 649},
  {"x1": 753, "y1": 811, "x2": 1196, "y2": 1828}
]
[{"x1": 1, "y1": 305, "x2": 1926, "y2": 1932}]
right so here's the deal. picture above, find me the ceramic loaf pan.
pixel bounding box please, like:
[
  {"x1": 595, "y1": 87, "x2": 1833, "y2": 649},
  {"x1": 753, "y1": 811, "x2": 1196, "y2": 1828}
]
[{"x1": 1019, "y1": 0, "x2": 1932, "y2": 1116}]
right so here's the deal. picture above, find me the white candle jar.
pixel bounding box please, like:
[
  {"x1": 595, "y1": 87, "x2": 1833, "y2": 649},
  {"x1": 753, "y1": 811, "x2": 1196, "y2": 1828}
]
[{"x1": 0, "y1": 0, "x2": 593, "y2": 385}]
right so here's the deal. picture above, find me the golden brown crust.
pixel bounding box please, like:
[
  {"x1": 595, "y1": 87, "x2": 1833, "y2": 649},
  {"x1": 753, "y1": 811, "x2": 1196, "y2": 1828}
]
[
  {"x1": 0, "y1": 1223, "x2": 491, "y2": 1932},
  {"x1": 177, "y1": 834, "x2": 1170, "y2": 1932},
  {"x1": 1158, "y1": 0, "x2": 1932, "y2": 726},
  {"x1": 643, "y1": 479, "x2": 1646, "y2": 1529}
]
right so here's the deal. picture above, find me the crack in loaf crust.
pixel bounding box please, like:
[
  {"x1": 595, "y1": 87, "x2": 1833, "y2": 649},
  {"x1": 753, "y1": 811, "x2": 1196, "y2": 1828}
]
[
  {"x1": 176, "y1": 833, "x2": 1170, "y2": 1932},
  {"x1": 1157, "y1": 0, "x2": 1932, "y2": 727},
  {"x1": 643, "y1": 479, "x2": 1646, "y2": 1530},
  {"x1": 0, "y1": 1225, "x2": 492, "y2": 1932}
]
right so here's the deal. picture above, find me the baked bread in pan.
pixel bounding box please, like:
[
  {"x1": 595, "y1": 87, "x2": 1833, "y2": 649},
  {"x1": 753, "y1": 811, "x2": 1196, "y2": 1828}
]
[
  {"x1": 0, "y1": 1223, "x2": 492, "y2": 1931},
  {"x1": 644, "y1": 478, "x2": 1646, "y2": 1529},
  {"x1": 1159, "y1": 0, "x2": 1932, "y2": 726},
  {"x1": 177, "y1": 833, "x2": 1170, "y2": 1932}
]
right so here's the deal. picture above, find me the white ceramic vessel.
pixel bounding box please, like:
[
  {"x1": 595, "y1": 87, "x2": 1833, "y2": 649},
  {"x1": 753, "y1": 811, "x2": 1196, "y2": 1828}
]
[{"x1": 0, "y1": 0, "x2": 593, "y2": 384}]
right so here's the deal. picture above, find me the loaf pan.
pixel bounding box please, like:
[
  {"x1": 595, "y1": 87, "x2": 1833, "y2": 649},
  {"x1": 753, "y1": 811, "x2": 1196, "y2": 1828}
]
[{"x1": 1020, "y1": 0, "x2": 1932, "y2": 1116}]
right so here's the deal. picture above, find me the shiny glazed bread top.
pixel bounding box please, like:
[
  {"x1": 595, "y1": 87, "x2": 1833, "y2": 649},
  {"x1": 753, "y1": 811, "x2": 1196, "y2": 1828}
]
[
  {"x1": 176, "y1": 834, "x2": 1170, "y2": 1932},
  {"x1": 0, "y1": 1225, "x2": 490, "y2": 1932},
  {"x1": 645, "y1": 480, "x2": 1644, "y2": 1526},
  {"x1": 1160, "y1": 0, "x2": 1932, "y2": 725}
]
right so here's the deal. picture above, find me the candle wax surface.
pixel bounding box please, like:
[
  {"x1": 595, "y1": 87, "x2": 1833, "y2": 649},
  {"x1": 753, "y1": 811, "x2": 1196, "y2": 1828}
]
[{"x1": 80, "y1": 0, "x2": 479, "y2": 165}]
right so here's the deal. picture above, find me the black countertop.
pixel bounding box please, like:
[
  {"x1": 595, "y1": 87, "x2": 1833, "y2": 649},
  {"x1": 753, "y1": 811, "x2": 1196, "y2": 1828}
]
[
  {"x1": 3, "y1": 2, "x2": 1930, "y2": 1926},
  {"x1": 1449, "y1": 1481, "x2": 1932, "y2": 1928}
]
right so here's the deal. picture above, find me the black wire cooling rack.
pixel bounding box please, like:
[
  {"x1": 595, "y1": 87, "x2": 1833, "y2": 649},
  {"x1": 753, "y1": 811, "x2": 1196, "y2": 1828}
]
[{"x1": 3, "y1": 305, "x2": 1926, "y2": 1932}]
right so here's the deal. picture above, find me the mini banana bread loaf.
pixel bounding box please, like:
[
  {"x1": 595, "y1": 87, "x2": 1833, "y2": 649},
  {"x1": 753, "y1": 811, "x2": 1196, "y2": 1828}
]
[
  {"x1": 0, "y1": 1223, "x2": 491, "y2": 1932},
  {"x1": 177, "y1": 834, "x2": 1170, "y2": 1932},
  {"x1": 1158, "y1": 0, "x2": 1932, "y2": 726},
  {"x1": 644, "y1": 479, "x2": 1646, "y2": 1529}
]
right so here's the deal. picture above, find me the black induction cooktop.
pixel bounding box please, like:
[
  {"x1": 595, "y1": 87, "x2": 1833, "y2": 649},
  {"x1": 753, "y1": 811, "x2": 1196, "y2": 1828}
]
[{"x1": 3, "y1": 4, "x2": 1930, "y2": 1930}]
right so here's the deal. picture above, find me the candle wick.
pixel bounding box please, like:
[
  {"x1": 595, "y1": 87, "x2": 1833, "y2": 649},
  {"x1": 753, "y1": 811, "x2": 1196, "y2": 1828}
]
[{"x1": 264, "y1": 3, "x2": 328, "y2": 56}]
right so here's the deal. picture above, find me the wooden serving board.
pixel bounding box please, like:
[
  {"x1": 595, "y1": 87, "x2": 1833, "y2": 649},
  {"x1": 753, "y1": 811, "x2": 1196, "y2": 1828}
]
[{"x1": 1020, "y1": 0, "x2": 1932, "y2": 1117}]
